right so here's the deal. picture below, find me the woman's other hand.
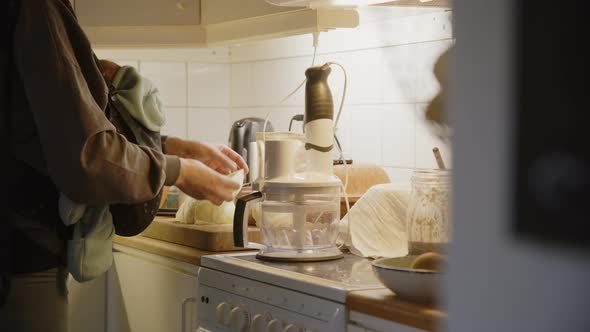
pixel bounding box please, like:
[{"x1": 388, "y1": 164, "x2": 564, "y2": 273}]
[
  {"x1": 164, "y1": 137, "x2": 249, "y2": 175},
  {"x1": 174, "y1": 158, "x2": 241, "y2": 205}
]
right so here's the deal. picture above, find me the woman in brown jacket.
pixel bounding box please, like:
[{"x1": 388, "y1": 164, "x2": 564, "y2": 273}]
[{"x1": 0, "y1": 0, "x2": 247, "y2": 331}]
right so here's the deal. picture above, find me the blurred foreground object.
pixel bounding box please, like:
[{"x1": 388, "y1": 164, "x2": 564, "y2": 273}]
[{"x1": 425, "y1": 46, "x2": 453, "y2": 142}]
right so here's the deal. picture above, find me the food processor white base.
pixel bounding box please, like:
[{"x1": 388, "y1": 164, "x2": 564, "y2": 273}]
[{"x1": 256, "y1": 247, "x2": 344, "y2": 262}]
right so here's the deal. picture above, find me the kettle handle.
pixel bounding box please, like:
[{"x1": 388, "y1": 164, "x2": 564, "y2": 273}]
[{"x1": 234, "y1": 191, "x2": 263, "y2": 247}]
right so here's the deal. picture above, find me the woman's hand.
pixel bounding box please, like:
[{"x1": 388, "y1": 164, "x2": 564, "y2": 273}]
[
  {"x1": 164, "y1": 137, "x2": 249, "y2": 175},
  {"x1": 174, "y1": 158, "x2": 241, "y2": 205},
  {"x1": 198, "y1": 142, "x2": 249, "y2": 175}
]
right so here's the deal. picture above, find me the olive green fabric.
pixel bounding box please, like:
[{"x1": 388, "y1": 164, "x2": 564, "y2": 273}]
[{"x1": 111, "y1": 66, "x2": 166, "y2": 132}]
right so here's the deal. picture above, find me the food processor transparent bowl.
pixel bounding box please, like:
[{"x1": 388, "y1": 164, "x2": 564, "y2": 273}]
[{"x1": 257, "y1": 185, "x2": 343, "y2": 261}]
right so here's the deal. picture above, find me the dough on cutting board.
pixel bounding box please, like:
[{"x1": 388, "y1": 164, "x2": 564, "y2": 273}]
[{"x1": 175, "y1": 169, "x2": 244, "y2": 225}]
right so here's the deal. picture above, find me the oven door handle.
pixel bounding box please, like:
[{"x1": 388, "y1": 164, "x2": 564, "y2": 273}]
[{"x1": 181, "y1": 296, "x2": 197, "y2": 332}]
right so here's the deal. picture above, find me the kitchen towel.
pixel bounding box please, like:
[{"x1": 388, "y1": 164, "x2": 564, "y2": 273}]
[{"x1": 338, "y1": 183, "x2": 410, "y2": 259}]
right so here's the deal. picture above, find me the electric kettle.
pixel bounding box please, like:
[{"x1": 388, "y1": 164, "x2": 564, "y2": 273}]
[
  {"x1": 233, "y1": 64, "x2": 344, "y2": 262},
  {"x1": 228, "y1": 117, "x2": 273, "y2": 183}
]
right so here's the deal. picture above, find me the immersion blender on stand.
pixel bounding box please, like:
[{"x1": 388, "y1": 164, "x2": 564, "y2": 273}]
[{"x1": 233, "y1": 64, "x2": 345, "y2": 262}]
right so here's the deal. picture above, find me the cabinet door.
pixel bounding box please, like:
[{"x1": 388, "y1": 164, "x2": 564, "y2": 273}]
[
  {"x1": 107, "y1": 252, "x2": 198, "y2": 332},
  {"x1": 75, "y1": 0, "x2": 200, "y2": 27}
]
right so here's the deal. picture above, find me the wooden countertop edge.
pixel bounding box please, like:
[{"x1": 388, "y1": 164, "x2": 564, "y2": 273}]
[
  {"x1": 112, "y1": 235, "x2": 253, "y2": 266},
  {"x1": 347, "y1": 289, "x2": 446, "y2": 332}
]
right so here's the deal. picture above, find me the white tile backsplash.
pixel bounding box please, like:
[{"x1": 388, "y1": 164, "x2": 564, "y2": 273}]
[
  {"x1": 94, "y1": 9, "x2": 453, "y2": 187},
  {"x1": 187, "y1": 108, "x2": 231, "y2": 144},
  {"x1": 381, "y1": 45, "x2": 415, "y2": 104},
  {"x1": 230, "y1": 63, "x2": 253, "y2": 107},
  {"x1": 343, "y1": 106, "x2": 383, "y2": 165},
  {"x1": 162, "y1": 108, "x2": 188, "y2": 139},
  {"x1": 140, "y1": 62, "x2": 187, "y2": 107},
  {"x1": 188, "y1": 63, "x2": 231, "y2": 107},
  {"x1": 249, "y1": 57, "x2": 310, "y2": 107},
  {"x1": 382, "y1": 104, "x2": 416, "y2": 168},
  {"x1": 335, "y1": 49, "x2": 384, "y2": 105}
]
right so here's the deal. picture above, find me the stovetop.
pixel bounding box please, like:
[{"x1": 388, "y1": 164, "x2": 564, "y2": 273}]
[
  {"x1": 234, "y1": 252, "x2": 380, "y2": 288},
  {"x1": 200, "y1": 251, "x2": 386, "y2": 303}
]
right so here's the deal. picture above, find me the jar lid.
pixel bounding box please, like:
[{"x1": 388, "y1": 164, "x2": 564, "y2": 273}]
[{"x1": 411, "y1": 168, "x2": 452, "y2": 184}]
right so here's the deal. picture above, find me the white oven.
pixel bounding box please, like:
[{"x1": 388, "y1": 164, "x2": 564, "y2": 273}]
[{"x1": 195, "y1": 253, "x2": 385, "y2": 332}]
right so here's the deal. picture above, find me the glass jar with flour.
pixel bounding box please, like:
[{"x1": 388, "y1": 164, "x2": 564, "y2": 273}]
[{"x1": 406, "y1": 169, "x2": 452, "y2": 255}]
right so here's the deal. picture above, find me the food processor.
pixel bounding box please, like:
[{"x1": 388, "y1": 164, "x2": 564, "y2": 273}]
[{"x1": 233, "y1": 64, "x2": 344, "y2": 262}]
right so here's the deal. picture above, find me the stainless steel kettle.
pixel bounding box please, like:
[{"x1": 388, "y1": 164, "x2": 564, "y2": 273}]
[{"x1": 228, "y1": 117, "x2": 273, "y2": 183}]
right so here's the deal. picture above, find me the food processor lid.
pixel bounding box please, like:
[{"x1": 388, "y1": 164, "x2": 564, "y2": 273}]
[{"x1": 263, "y1": 172, "x2": 342, "y2": 190}]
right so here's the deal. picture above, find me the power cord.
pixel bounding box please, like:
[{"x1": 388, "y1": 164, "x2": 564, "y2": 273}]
[
  {"x1": 263, "y1": 32, "x2": 319, "y2": 138},
  {"x1": 288, "y1": 114, "x2": 304, "y2": 132}
]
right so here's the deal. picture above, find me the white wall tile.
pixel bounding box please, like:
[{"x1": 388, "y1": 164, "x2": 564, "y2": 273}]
[
  {"x1": 187, "y1": 108, "x2": 231, "y2": 144},
  {"x1": 140, "y1": 62, "x2": 187, "y2": 107},
  {"x1": 162, "y1": 108, "x2": 187, "y2": 139},
  {"x1": 330, "y1": 49, "x2": 384, "y2": 105},
  {"x1": 249, "y1": 57, "x2": 310, "y2": 107},
  {"x1": 340, "y1": 106, "x2": 383, "y2": 165},
  {"x1": 188, "y1": 63, "x2": 231, "y2": 107},
  {"x1": 333, "y1": 106, "x2": 353, "y2": 160},
  {"x1": 415, "y1": 103, "x2": 452, "y2": 169},
  {"x1": 380, "y1": 45, "x2": 415, "y2": 103},
  {"x1": 382, "y1": 104, "x2": 415, "y2": 168},
  {"x1": 230, "y1": 63, "x2": 253, "y2": 107}
]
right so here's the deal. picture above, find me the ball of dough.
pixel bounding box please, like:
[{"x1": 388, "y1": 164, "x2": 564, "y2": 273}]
[{"x1": 411, "y1": 252, "x2": 445, "y2": 271}]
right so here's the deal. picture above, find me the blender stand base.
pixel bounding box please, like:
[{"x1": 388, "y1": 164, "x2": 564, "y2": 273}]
[{"x1": 256, "y1": 249, "x2": 344, "y2": 262}]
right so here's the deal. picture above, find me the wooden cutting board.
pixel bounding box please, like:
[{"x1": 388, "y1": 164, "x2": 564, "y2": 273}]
[
  {"x1": 143, "y1": 164, "x2": 388, "y2": 250},
  {"x1": 140, "y1": 216, "x2": 260, "y2": 252}
]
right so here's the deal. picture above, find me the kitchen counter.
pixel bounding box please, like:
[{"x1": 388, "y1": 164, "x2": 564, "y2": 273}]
[
  {"x1": 113, "y1": 234, "x2": 255, "y2": 266},
  {"x1": 114, "y1": 232, "x2": 446, "y2": 331},
  {"x1": 347, "y1": 288, "x2": 446, "y2": 332}
]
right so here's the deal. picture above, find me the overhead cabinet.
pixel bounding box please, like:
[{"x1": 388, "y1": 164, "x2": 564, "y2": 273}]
[
  {"x1": 74, "y1": 0, "x2": 449, "y2": 47},
  {"x1": 74, "y1": 0, "x2": 206, "y2": 47},
  {"x1": 75, "y1": 0, "x2": 358, "y2": 47},
  {"x1": 76, "y1": 0, "x2": 201, "y2": 27}
]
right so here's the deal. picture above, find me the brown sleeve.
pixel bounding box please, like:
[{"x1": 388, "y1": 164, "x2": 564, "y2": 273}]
[{"x1": 13, "y1": 0, "x2": 179, "y2": 205}]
